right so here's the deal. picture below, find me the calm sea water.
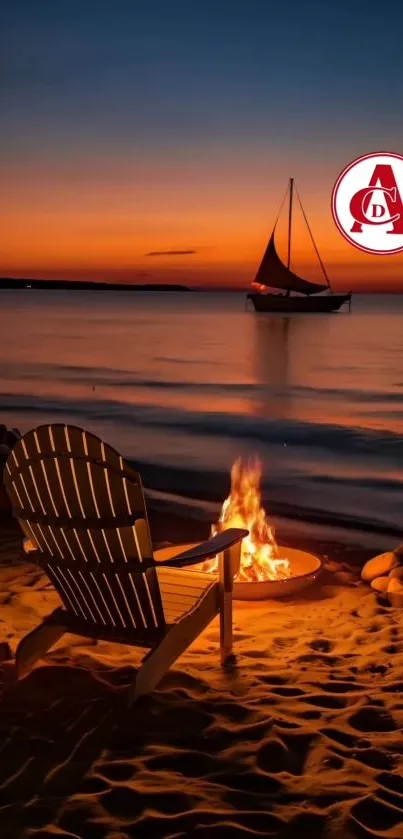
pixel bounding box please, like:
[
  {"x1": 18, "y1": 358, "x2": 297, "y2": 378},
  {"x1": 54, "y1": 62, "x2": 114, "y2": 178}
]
[{"x1": 0, "y1": 290, "x2": 402, "y2": 541}]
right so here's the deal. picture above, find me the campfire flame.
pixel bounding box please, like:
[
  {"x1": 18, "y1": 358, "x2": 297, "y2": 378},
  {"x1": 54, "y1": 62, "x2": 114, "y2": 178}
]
[{"x1": 202, "y1": 457, "x2": 291, "y2": 582}]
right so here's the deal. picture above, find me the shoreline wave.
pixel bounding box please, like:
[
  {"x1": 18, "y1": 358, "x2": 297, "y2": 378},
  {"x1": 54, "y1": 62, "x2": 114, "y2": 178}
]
[
  {"x1": 1, "y1": 367, "x2": 403, "y2": 406},
  {"x1": 0, "y1": 392, "x2": 402, "y2": 456}
]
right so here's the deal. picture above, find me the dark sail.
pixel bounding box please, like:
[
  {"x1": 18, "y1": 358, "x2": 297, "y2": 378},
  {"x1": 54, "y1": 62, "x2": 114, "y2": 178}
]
[{"x1": 253, "y1": 233, "x2": 328, "y2": 296}]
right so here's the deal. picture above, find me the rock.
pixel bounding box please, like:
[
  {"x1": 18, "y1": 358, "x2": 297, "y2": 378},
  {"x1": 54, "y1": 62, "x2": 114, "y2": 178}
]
[
  {"x1": 4, "y1": 429, "x2": 20, "y2": 448},
  {"x1": 387, "y1": 577, "x2": 403, "y2": 607},
  {"x1": 361, "y1": 552, "x2": 399, "y2": 582},
  {"x1": 371, "y1": 576, "x2": 389, "y2": 593},
  {"x1": 388, "y1": 566, "x2": 403, "y2": 581},
  {"x1": 387, "y1": 577, "x2": 403, "y2": 592}
]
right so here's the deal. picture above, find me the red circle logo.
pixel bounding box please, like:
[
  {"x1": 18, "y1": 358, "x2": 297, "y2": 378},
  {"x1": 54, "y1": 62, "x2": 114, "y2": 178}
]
[{"x1": 331, "y1": 152, "x2": 403, "y2": 255}]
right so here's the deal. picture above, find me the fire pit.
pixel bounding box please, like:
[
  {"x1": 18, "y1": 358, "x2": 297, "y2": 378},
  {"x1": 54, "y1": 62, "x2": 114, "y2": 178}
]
[
  {"x1": 232, "y1": 545, "x2": 322, "y2": 599},
  {"x1": 192, "y1": 457, "x2": 322, "y2": 600},
  {"x1": 155, "y1": 542, "x2": 322, "y2": 600}
]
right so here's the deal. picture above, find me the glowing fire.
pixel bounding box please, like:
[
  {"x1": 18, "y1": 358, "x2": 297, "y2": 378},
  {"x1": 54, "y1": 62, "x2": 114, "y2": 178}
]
[{"x1": 202, "y1": 457, "x2": 291, "y2": 582}]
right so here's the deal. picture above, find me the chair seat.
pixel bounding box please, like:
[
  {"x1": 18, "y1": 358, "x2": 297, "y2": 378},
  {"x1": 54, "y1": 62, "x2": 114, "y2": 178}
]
[
  {"x1": 156, "y1": 566, "x2": 219, "y2": 624},
  {"x1": 44, "y1": 565, "x2": 219, "y2": 646}
]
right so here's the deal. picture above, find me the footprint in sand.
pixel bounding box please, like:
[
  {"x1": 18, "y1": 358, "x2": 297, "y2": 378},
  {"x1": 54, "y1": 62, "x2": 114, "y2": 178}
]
[
  {"x1": 382, "y1": 644, "x2": 401, "y2": 655},
  {"x1": 365, "y1": 662, "x2": 388, "y2": 675},
  {"x1": 348, "y1": 706, "x2": 397, "y2": 733},
  {"x1": 299, "y1": 709, "x2": 322, "y2": 719},
  {"x1": 316, "y1": 681, "x2": 366, "y2": 694},
  {"x1": 367, "y1": 621, "x2": 382, "y2": 634},
  {"x1": 376, "y1": 771, "x2": 403, "y2": 809},
  {"x1": 309, "y1": 638, "x2": 334, "y2": 653},
  {"x1": 376, "y1": 772, "x2": 403, "y2": 795},
  {"x1": 267, "y1": 686, "x2": 306, "y2": 697},
  {"x1": 257, "y1": 731, "x2": 317, "y2": 775},
  {"x1": 242, "y1": 649, "x2": 270, "y2": 659},
  {"x1": 324, "y1": 738, "x2": 396, "y2": 771},
  {"x1": 322, "y1": 726, "x2": 357, "y2": 748},
  {"x1": 304, "y1": 693, "x2": 350, "y2": 709},
  {"x1": 258, "y1": 674, "x2": 289, "y2": 686},
  {"x1": 350, "y1": 794, "x2": 403, "y2": 833},
  {"x1": 233, "y1": 632, "x2": 250, "y2": 642},
  {"x1": 214, "y1": 768, "x2": 284, "y2": 796},
  {"x1": 355, "y1": 748, "x2": 396, "y2": 771},
  {"x1": 296, "y1": 652, "x2": 341, "y2": 667},
  {"x1": 325, "y1": 755, "x2": 345, "y2": 769},
  {"x1": 272, "y1": 636, "x2": 297, "y2": 649},
  {"x1": 280, "y1": 809, "x2": 326, "y2": 838}
]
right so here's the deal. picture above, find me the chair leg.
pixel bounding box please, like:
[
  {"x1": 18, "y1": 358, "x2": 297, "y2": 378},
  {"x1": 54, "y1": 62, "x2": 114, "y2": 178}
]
[
  {"x1": 128, "y1": 586, "x2": 218, "y2": 706},
  {"x1": 16, "y1": 618, "x2": 66, "y2": 678},
  {"x1": 219, "y1": 547, "x2": 236, "y2": 666},
  {"x1": 220, "y1": 590, "x2": 233, "y2": 666}
]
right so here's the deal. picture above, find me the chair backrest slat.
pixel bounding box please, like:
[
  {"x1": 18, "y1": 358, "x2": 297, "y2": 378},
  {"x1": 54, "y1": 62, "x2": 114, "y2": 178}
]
[
  {"x1": 9, "y1": 422, "x2": 140, "y2": 478},
  {"x1": 4, "y1": 424, "x2": 166, "y2": 637},
  {"x1": 55, "y1": 455, "x2": 82, "y2": 518}
]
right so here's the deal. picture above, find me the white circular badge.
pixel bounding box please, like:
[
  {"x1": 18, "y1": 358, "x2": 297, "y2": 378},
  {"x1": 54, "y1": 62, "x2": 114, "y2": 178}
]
[{"x1": 331, "y1": 152, "x2": 403, "y2": 254}]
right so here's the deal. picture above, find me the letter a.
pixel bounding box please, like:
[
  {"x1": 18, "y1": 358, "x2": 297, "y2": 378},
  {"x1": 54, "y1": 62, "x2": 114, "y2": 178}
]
[{"x1": 350, "y1": 164, "x2": 403, "y2": 233}]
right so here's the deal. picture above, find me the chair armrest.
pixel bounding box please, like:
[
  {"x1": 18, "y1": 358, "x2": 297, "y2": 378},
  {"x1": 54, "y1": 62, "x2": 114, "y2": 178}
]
[
  {"x1": 160, "y1": 528, "x2": 248, "y2": 568},
  {"x1": 21, "y1": 528, "x2": 249, "y2": 577}
]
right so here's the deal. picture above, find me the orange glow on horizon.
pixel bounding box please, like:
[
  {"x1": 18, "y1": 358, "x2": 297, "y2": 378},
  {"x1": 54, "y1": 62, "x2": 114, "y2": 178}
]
[{"x1": 1, "y1": 156, "x2": 403, "y2": 292}]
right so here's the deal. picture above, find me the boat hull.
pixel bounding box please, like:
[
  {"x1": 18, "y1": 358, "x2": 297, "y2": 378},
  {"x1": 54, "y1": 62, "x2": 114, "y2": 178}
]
[{"x1": 246, "y1": 292, "x2": 351, "y2": 313}]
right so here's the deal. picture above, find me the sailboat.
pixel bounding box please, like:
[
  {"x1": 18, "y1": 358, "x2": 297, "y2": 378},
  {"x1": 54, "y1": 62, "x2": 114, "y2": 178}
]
[{"x1": 246, "y1": 178, "x2": 352, "y2": 313}]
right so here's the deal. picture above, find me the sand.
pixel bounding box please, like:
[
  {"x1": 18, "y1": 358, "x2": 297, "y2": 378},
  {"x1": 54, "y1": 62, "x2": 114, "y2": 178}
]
[{"x1": 0, "y1": 512, "x2": 402, "y2": 839}]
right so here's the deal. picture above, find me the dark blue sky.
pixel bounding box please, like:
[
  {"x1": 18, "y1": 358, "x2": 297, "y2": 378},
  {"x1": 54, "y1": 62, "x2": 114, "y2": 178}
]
[{"x1": 3, "y1": 1, "x2": 402, "y2": 154}]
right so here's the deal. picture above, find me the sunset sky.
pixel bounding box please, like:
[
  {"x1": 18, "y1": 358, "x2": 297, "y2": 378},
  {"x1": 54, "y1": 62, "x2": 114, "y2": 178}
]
[{"x1": 2, "y1": 0, "x2": 403, "y2": 291}]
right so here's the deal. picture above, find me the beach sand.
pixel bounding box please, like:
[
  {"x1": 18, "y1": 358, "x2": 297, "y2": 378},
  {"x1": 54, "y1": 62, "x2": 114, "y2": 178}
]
[{"x1": 0, "y1": 511, "x2": 402, "y2": 839}]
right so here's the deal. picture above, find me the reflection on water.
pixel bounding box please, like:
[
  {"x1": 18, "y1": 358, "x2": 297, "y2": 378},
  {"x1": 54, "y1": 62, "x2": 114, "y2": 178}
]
[
  {"x1": 251, "y1": 306, "x2": 403, "y2": 435},
  {"x1": 252, "y1": 316, "x2": 292, "y2": 419},
  {"x1": 253, "y1": 316, "x2": 291, "y2": 388}
]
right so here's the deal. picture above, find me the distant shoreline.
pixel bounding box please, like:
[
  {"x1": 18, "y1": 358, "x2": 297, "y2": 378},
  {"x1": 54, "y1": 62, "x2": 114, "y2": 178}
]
[
  {"x1": 0, "y1": 278, "x2": 192, "y2": 291},
  {"x1": 0, "y1": 279, "x2": 401, "y2": 294}
]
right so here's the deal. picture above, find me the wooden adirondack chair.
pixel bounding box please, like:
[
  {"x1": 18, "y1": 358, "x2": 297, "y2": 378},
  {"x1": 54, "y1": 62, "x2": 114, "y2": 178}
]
[{"x1": 4, "y1": 423, "x2": 248, "y2": 704}]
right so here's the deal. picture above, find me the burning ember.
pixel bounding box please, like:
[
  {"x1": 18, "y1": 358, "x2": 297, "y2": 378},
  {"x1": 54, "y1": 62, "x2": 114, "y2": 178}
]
[{"x1": 202, "y1": 457, "x2": 291, "y2": 583}]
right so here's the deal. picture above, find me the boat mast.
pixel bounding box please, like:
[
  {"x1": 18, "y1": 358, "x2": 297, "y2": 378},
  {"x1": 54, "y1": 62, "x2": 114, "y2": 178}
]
[
  {"x1": 286, "y1": 177, "x2": 294, "y2": 296},
  {"x1": 287, "y1": 178, "x2": 294, "y2": 269}
]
